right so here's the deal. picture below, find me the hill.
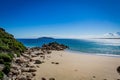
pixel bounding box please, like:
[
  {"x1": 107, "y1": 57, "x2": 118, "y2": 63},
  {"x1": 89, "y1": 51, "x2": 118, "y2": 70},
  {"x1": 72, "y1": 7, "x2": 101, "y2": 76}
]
[
  {"x1": 0, "y1": 28, "x2": 26, "y2": 79},
  {"x1": 0, "y1": 28, "x2": 26, "y2": 54},
  {"x1": 38, "y1": 37, "x2": 54, "y2": 40}
]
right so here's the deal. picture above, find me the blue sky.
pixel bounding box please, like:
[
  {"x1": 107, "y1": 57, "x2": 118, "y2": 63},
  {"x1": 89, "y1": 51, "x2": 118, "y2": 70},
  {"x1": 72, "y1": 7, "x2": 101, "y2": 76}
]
[{"x1": 0, "y1": 0, "x2": 120, "y2": 38}]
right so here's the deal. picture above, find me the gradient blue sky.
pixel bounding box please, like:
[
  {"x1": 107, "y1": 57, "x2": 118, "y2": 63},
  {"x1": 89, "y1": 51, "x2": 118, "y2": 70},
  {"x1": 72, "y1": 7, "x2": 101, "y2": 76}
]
[{"x1": 0, "y1": 0, "x2": 120, "y2": 38}]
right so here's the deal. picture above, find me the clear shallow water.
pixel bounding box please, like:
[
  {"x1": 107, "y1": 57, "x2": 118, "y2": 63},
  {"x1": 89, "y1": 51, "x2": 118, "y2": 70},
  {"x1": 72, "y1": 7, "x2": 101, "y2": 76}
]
[{"x1": 17, "y1": 39, "x2": 120, "y2": 56}]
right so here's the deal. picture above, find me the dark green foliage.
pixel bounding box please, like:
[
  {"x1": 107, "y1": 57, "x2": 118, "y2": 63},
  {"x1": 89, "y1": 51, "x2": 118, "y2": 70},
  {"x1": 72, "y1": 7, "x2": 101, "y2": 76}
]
[
  {"x1": 2, "y1": 61, "x2": 11, "y2": 75},
  {"x1": 7, "y1": 53, "x2": 14, "y2": 59},
  {"x1": 0, "y1": 71, "x2": 4, "y2": 79},
  {"x1": 0, "y1": 59, "x2": 4, "y2": 64},
  {"x1": 0, "y1": 27, "x2": 26, "y2": 54},
  {"x1": 0, "y1": 54, "x2": 12, "y2": 62},
  {"x1": 15, "y1": 52, "x2": 20, "y2": 57},
  {"x1": 4, "y1": 62, "x2": 11, "y2": 67},
  {"x1": 2, "y1": 65, "x2": 10, "y2": 75}
]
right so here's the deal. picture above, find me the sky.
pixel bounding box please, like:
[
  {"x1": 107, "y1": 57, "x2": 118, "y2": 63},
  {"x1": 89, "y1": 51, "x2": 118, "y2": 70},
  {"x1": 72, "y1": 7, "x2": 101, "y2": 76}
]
[{"x1": 0, "y1": 0, "x2": 120, "y2": 38}]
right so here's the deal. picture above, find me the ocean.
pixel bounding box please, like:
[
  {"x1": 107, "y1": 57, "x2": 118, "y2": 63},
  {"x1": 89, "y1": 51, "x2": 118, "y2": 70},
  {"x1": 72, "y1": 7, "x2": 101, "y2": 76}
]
[{"x1": 17, "y1": 38, "x2": 120, "y2": 56}]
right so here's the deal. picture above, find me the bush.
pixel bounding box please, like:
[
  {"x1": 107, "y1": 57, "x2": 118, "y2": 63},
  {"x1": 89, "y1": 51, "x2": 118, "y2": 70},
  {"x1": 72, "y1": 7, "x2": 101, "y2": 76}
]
[
  {"x1": 15, "y1": 52, "x2": 20, "y2": 57},
  {"x1": 0, "y1": 54, "x2": 12, "y2": 62},
  {"x1": 0, "y1": 71, "x2": 4, "y2": 79},
  {"x1": 4, "y1": 62, "x2": 11, "y2": 67},
  {"x1": 8, "y1": 53, "x2": 14, "y2": 59},
  {"x1": 0, "y1": 28, "x2": 26, "y2": 54},
  {"x1": 2, "y1": 65, "x2": 10, "y2": 75},
  {"x1": 0, "y1": 59, "x2": 4, "y2": 64}
]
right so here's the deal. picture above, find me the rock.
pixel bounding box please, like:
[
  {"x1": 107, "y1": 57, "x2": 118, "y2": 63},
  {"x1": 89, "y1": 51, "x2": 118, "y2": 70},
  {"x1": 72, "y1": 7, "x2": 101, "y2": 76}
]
[
  {"x1": 29, "y1": 68, "x2": 37, "y2": 72},
  {"x1": 117, "y1": 66, "x2": 120, "y2": 74},
  {"x1": 49, "y1": 78, "x2": 55, "y2": 80},
  {"x1": 55, "y1": 62, "x2": 59, "y2": 65},
  {"x1": 36, "y1": 65, "x2": 40, "y2": 68},
  {"x1": 32, "y1": 72, "x2": 36, "y2": 76},
  {"x1": 15, "y1": 58, "x2": 28, "y2": 63},
  {"x1": 47, "y1": 50, "x2": 51, "y2": 54},
  {"x1": 21, "y1": 68, "x2": 36, "y2": 72},
  {"x1": 31, "y1": 54, "x2": 37, "y2": 57},
  {"x1": 41, "y1": 77, "x2": 46, "y2": 80},
  {"x1": 14, "y1": 54, "x2": 17, "y2": 58},
  {"x1": 26, "y1": 73, "x2": 32, "y2": 80},
  {"x1": 42, "y1": 42, "x2": 68, "y2": 51},
  {"x1": 26, "y1": 64, "x2": 35, "y2": 68},
  {"x1": 18, "y1": 75, "x2": 27, "y2": 80},
  {"x1": 21, "y1": 53, "x2": 31, "y2": 59},
  {"x1": 51, "y1": 62, "x2": 59, "y2": 65},
  {"x1": 93, "y1": 76, "x2": 96, "y2": 78},
  {"x1": 11, "y1": 70, "x2": 19, "y2": 75},
  {"x1": 11, "y1": 64, "x2": 19, "y2": 70},
  {"x1": 30, "y1": 58, "x2": 34, "y2": 62},
  {"x1": 34, "y1": 60, "x2": 42, "y2": 64},
  {"x1": 21, "y1": 68, "x2": 29, "y2": 72},
  {"x1": 51, "y1": 62, "x2": 55, "y2": 64}
]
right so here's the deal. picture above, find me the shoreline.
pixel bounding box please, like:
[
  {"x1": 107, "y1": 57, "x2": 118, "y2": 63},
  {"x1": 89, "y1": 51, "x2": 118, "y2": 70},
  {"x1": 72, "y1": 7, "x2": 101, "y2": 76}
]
[
  {"x1": 8, "y1": 47, "x2": 120, "y2": 80},
  {"x1": 66, "y1": 49, "x2": 120, "y2": 58}
]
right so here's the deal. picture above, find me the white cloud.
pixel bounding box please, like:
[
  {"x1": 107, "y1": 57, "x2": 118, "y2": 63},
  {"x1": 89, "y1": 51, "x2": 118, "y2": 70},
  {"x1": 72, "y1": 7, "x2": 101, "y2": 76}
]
[{"x1": 103, "y1": 32, "x2": 120, "y2": 38}]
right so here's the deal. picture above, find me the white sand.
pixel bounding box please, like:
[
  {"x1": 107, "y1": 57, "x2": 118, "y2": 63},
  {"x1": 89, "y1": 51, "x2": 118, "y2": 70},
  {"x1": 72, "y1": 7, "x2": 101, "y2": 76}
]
[{"x1": 35, "y1": 51, "x2": 120, "y2": 80}]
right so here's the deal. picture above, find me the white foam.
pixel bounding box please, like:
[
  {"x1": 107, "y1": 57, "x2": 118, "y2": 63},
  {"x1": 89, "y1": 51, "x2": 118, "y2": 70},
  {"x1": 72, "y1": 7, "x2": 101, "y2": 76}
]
[
  {"x1": 85, "y1": 39, "x2": 120, "y2": 46},
  {"x1": 96, "y1": 53, "x2": 120, "y2": 57}
]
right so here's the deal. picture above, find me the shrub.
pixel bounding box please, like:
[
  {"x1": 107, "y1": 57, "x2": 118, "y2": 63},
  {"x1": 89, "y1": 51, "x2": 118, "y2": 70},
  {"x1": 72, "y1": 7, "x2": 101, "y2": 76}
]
[
  {"x1": 0, "y1": 59, "x2": 4, "y2": 64},
  {"x1": 4, "y1": 62, "x2": 11, "y2": 67},
  {"x1": 0, "y1": 71, "x2": 4, "y2": 79},
  {"x1": 2, "y1": 65, "x2": 10, "y2": 75},
  {"x1": 15, "y1": 52, "x2": 20, "y2": 57},
  {"x1": 0, "y1": 54, "x2": 12, "y2": 62},
  {"x1": 7, "y1": 53, "x2": 14, "y2": 59},
  {"x1": 0, "y1": 27, "x2": 26, "y2": 54}
]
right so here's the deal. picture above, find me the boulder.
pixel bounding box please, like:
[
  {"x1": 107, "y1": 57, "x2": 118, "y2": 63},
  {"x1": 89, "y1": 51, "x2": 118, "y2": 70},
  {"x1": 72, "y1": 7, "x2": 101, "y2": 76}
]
[
  {"x1": 31, "y1": 54, "x2": 37, "y2": 57},
  {"x1": 15, "y1": 58, "x2": 27, "y2": 63},
  {"x1": 41, "y1": 42, "x2": 68, "y2": 51},
  {"x1": 29, "y1": 68, "x2": 37, "y2": 72},
  {"x1": 18, "y1": 75, "x2": 27, "y2": 80},
  {"x1": 26, "y1": 73, "x2": 33, "y2": 80},
  {"x1": 10, "y1": 69, "x2": 19, "y2": 75},
  {"x1": 11, "y1": 64, "x2": 19, "y2": 70},
  {"x1": 117, "y1": 66, "x2": 120, "y2": 74},
  {"x1": 21, "y1": 68, "x2": 29, "y2": 72},
  {"x1": 31, "y1": 72, "x2": 36, "y2": 76},
  {"x1": 49, "y1": 78, "x2": 55, "y2": 80},
  {"x1": 41, "y1": 77, "x2": 46, "y2": 80},
  {"x1": 34, "y1": 60, "x2": 42, "y2": 64},
  {"x1": 21, "y1": 53, "x2": 31, "y2": 59}
]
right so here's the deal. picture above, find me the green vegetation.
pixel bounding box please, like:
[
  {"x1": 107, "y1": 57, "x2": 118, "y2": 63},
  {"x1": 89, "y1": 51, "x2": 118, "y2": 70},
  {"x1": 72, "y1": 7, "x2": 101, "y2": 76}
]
[
  {"x1": 0, "y1": 71, "x2": 4, "y2": 79},
  {"x1": 2, "y1": 65, "x2": 10, "y2": 75},
  {"x1": 0, "y1": 54, "x2": 12, "y2": 63},
  {"x1": 0, "y1": 27, "x2": 26, "y2": 75},
  {"x1": 0, "y1": 28, "x2": 26, "y2": 54}
]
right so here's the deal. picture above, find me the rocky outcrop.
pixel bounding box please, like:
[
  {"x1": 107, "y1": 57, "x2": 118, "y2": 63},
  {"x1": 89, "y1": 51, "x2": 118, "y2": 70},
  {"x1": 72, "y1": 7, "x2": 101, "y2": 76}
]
[
  {"x1": 7, "y1": 42, "x2": 69, "y2": 80},
  {"x1": 42, "y1": 42, "x2": 68, "y2": 51}
]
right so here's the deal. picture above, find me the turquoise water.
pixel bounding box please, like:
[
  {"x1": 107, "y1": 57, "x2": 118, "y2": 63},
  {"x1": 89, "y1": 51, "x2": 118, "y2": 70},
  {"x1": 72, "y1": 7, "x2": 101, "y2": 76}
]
[{"x1": 17, "y1": 39, "x2": 120, "y2": 56}]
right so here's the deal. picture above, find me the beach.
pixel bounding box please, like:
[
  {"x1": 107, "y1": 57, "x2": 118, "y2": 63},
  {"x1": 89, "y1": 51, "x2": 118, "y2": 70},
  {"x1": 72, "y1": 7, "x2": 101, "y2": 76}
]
[{"x1": 33, "y1": 51, "x2": 120, "y2": 80}]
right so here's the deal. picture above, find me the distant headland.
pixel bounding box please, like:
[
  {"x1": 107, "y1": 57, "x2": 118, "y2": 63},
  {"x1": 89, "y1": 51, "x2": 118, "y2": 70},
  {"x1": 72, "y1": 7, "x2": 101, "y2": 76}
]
[{"x1": 37, "y1": 37, "x2": 54, "y2": 40}]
